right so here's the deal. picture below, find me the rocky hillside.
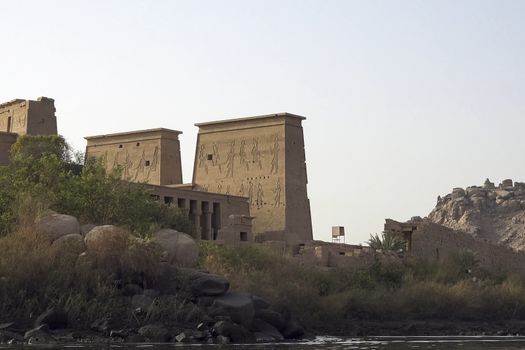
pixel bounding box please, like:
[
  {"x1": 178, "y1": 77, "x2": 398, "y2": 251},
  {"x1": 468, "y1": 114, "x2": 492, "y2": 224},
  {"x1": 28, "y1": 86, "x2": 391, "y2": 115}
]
[{"x1": 428, "y1": 179, "x2": 525, "y2": 251}]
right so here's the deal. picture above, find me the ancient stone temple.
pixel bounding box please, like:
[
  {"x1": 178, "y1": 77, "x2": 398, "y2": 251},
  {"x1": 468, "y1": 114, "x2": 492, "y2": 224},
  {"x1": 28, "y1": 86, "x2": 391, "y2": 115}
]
[
  {"x1": 85, "y1": 128, "x2": 184, "y2": 186},
  {"x1": 84, "y1": 128, "x2": 252, "y2": 244},
  {"x1": 193, "y1": 113, "x2": 313, "y2": 243},
  {"x1": 0, "y1": 97, "x2": 57, "y2": 165}
]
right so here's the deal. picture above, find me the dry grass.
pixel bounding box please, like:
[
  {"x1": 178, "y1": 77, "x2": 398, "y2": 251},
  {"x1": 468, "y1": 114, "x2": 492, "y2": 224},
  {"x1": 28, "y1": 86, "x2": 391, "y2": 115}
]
[
  {"x1": 0, "y1": 214, "x2": 163, "y2": 328},
  {"x1": 200, "y1": 242, "x2": 525, "y2": 324}
]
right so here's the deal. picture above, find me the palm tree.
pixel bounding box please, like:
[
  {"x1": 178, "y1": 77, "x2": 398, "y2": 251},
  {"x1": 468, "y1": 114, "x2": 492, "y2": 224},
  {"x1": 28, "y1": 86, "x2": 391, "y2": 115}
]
[{"x1": 368, "y1": 232, "x2": 405, "y2": 252}]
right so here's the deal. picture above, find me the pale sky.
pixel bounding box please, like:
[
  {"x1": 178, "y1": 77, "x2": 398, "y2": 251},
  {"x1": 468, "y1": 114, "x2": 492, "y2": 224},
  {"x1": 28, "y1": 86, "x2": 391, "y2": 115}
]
[{"x1": 1, "y1": 0, "x2": 524, "y2": 244}]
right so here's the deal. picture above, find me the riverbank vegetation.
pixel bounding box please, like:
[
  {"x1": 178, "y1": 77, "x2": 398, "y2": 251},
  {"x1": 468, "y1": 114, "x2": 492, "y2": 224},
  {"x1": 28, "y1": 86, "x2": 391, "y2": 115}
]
[
  {"x1": 200, "y1": 243, "x2": 525, "y2": 325},
  {"x1": 0, "y1": 135, "x2": 193, "y2": 329},
  {"x1": 0, "y1": 135, "x2": 191, "y2": 237},
  {"x1": 3, "y1": 135, "x2": 525, "y2": 338}
]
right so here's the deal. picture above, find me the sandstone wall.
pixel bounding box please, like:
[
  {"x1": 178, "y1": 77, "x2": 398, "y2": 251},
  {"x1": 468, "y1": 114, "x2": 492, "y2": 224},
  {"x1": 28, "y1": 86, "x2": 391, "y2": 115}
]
[
  {"x1": 411, "y1": 221, "x2": 525, "y2": 276},
  {"x1": 0, "y1": 97, "x2": 56, "y2": 136},
  {"x1": 149, "y1": 184, "x2": 250, "y2": 242},
  {"x1": 85, "y1": 129, "x2": 183, "y2": 186},
  {"x1": 193, "y1": 114, "x2": 312, "y2": 243}
]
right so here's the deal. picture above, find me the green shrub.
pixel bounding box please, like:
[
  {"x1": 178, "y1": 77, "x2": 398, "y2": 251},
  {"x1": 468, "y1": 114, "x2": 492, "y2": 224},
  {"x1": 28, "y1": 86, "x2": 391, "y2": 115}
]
[{"x1": 0, "y1": 135, "x2": 192, "y2": 237}]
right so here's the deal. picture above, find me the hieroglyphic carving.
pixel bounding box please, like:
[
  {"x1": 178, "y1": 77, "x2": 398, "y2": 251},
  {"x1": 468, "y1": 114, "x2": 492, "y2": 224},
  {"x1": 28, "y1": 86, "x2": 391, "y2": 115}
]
[
  {"x1": 134, "y1": 149, "x2": 147, "y2": 181},
  {"x1": 273, "y1": 178, "x2": 282, "y2": 207},
  {"x1": 255, "y1": 183, "x2": 264, "y2": 209},
  {"x1": 198, "y1": 144, "x2": 208, "y2": 174},
  {"x1": 15, "y1": 114, "x2": 26, "y2": 128},
  {"x1": 112, "y1": 151, "x2": 121, "y2": 170},
  {"x1": 217, "y1": 183, "x2": 223, "y2": 193},
  {"x1": 226, "y1": 185, "x2": 230, "y2": 195},
  {"x1": 239, "y1": 139, "x2": 249, "y2": 171},
  {"x1": 150, "y1": 146, "x2": 159, "y2": 171},
  {"x1": 225, "y1": 140, "x2": 235, "y2": 177},
  {"x1": 239, "y1": 181, "x2": 245, "y2": 196},
  {"x1": 212, "y1": 143, "x2": 222, "y2": 174},
  {"x1": 270, "y1": 135, "x2": 279, "y2": 174},
  {"x1": 102, "y1": 151, "x2": 109, "y2": 169},
  {"x1": 123, "y1": 151, "x2": 133, "y2": 179},
  {"x1": 251, "y1": 138, "x2": 262, "y2": 170},
  {"x1": 248, "y1": 182, "x2": 254, "y2": 206}
]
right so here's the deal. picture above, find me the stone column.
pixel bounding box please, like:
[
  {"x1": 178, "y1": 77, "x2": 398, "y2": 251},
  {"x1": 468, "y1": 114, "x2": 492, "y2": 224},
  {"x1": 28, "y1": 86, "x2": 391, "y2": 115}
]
[
  {"x1": 193, "y1": 201, "x2": 202, "y2": 239},
  {"x1": 179, "y1": 198, "x2": 190, "y2": 219},
  {"x1": 203, "y1": 203, "x2": 213, "y2": 240}
]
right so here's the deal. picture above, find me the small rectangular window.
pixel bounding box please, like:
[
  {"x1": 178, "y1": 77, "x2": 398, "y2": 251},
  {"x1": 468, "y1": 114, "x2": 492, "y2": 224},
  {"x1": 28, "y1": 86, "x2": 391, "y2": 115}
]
[
  {"x1": 207, "y1": 154, "x2": 213, "y2": 161},
  {"x1": 240, "y1": 232, "x2": 248, "y2": 242},
  {"x1": 118, "y1": 144, "x2": 123, "y2": 148},
  {"x1": 145, "y1": 160, "x2": 150, "y2": 166}
]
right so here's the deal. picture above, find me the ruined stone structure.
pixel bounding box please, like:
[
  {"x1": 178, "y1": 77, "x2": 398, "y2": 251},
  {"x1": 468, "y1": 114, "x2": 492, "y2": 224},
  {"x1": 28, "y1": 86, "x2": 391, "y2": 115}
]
[
  {"x1": 193, "y1": 113, "x2": 313, "y2": 243},
  {"x1": 0, "y1": 96, "x2": 313, "y2": 246},
  {"x1": 385, "y1": 218, "x2": 525, "y2": 276},
  {"x1": 0, "y1": 97, "x2": 57, "y2": 136},
  {"x1": 428, "y1": 179, "x2": 525, "y2": 251},
  {"x1": 0, "y1": 97, "x2": 57, "y2": 165},
  {"x1": 293, "y1": 240, "x2": 377, "y2": 269},
  {"x1": 85, "y1": 113, "x2": 313, "y2": 245}
]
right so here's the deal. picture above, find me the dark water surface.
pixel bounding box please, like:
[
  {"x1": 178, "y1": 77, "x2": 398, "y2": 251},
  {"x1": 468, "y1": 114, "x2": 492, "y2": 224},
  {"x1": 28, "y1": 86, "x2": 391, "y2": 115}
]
[{"x1": 5, "y1": 337, "x2": 525, "y2": 349}]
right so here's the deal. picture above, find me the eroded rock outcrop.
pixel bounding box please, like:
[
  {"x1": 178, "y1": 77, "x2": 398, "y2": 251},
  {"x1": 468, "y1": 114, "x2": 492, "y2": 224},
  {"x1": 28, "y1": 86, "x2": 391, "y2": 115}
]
[{"x1": 428, "y1": 179, "x2": 525, "y2": 250}]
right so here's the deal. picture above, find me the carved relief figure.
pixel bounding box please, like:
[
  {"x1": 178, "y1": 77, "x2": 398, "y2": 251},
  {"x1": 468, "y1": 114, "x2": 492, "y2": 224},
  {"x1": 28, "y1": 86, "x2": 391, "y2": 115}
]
[
  {"x1": 198, "y1": 144, "x2": 208, "y2": 174},
  {"x1": 143, "y1": 146, "x2": 159, "y2": 180},
  {"x1": 256, "y1": 183, "x2": 264, "y2": 209},
  {"x1": 270, "y1": 135, "x2": 279, "y2": 174},
  {"x1": 112, "y1": 151, "x2": 121, "y2": 171},
  {"x1": 212, "y1": 143, "x2": 222, "y2": 174},
  {"x1": 150, "y1": 146, "x2": 159, "y2": 171},
  {"x1": 217, "y1": 183, "x2": 223, "y2": 193},
  {"x1": 248, "y1": 182, "x2": 254, "y2": 206},
  {"x1": 239, "y1": 181, "x2": 245, "y2": 196},
  {"x1": 273, "y1": 178, "x2": 282, "y2": 207},
  {"x1": 16, "y1": 114, "x2": 26, "y2": 128},
  {"x1": 225, "y1": 140, "x2": 235, "y2": 177},
  {"x1": 226, "y1": 185, "x2": 230, "y2": 195},
  {"x1": 251, "y1": 138, "x2": 262, "y2": 170},
  {"x1": 134, "y1": 150, "x2": 147, "y2": 181},
  {"x1": 239, "y1": 139, "x2": 249, "y2": 171},
  {"x1": 123, "y1": 151, "x2": 133, "y2": 180}
]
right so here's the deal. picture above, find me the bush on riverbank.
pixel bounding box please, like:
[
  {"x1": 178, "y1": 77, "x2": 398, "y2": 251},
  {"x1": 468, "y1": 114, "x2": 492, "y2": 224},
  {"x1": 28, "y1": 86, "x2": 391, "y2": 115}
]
[
  {"x1": 0, "y1": 135, "x2": 191, "y2": 237},
  {"x1": 0, "y1": 219, "x2": 161, "y2": 328},
  {"x1": 199, "y1": 243, "x2": 525, "y2": 324}
]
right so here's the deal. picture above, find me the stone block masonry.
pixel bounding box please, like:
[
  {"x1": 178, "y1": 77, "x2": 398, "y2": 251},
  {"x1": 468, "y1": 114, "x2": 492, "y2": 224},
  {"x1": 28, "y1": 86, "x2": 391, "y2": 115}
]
[
  {"x1": 85, "y1": 128, "x2": 183, "y2": 186},
  {"x1": 193, "y1": 113, "x2": 313, "y2": 243}
]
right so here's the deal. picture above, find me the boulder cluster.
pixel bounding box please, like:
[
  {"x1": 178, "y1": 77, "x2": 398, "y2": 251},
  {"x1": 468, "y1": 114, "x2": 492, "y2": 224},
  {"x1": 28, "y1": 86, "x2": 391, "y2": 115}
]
[
  {"x1": 428, "y1": 179, "x2": 525, "y2": 250},
  {"x1": 0, "y1": 212, "x2": 304, "y2": 345}
]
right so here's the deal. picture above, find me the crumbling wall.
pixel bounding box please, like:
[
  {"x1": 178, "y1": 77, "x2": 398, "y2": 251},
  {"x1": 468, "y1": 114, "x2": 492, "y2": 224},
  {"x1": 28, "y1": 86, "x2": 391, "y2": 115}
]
[{"x1": 411, "y1": 221, "x2": 525, "y2": 276}]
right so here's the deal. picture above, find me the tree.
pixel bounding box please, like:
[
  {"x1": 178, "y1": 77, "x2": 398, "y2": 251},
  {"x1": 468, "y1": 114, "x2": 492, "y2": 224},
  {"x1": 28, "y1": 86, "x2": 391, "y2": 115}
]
[
  {"x1": 368, "y1": 232, "x2": 405, "y2": 253},
  {"x1": 0, "y1": 135, "x2": 192, "y2": 237}
]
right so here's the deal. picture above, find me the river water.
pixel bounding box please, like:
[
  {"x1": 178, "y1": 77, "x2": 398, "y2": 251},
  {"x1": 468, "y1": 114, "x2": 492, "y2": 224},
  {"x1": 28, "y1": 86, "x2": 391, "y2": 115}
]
[{"x1": 4, "y1": 337, "x2": 525, "y2": 349}]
